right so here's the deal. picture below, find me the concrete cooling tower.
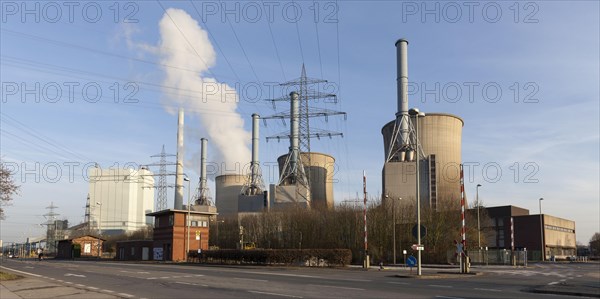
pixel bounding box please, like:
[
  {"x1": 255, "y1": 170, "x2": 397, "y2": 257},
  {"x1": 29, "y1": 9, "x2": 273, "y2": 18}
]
[
  {"x1": 277, "y1": 152, "x2": 335, "y2": 209},
  {"x1": 382, "y1": 113, "x2": 463, "y2": 208}
]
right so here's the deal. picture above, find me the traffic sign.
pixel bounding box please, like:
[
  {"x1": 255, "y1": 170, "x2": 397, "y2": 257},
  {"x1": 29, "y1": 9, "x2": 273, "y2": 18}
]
[
  {"x1": 412, "y1": 224, "x2": 427, "y2": 239},
  {"x1": 411, "y1": 244, "x2": 424, "y2": 251},
  {"x1": 407, "y1": 255, "x2": 417, "y2": 267}
]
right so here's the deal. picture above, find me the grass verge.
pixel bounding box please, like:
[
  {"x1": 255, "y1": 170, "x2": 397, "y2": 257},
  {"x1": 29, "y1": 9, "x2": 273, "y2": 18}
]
[{"x1": 0, "y1": 271, "x2": 23, "y2": 281}]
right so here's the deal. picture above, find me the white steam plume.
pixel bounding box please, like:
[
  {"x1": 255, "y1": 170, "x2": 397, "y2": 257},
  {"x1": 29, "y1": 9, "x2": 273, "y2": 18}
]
[{"x1": 157, "y1": 8, "x2": 250, "y2": 171}]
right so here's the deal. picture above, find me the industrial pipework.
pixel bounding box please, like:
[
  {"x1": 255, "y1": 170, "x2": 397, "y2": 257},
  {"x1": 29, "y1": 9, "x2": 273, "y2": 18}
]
[
  {"x1": 396, "y1": 38, "x2": 409, "y2": 145},
  {"x1": 250, "y1": 113, "x2": 260, "y2": 194}
]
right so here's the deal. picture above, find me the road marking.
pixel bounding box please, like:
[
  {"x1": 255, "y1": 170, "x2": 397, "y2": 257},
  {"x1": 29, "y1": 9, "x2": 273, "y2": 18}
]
[
  {"x1": 248, "y1": 291, "x2": 302, "y2": 298},
  {"x1": 87, "y1": 287, "x2": 99, "y2": 290},
  {"x1": 57, "y1": 280, "x2": 64, "y2": 282},
  {"x1": 0, "y1": 266, "x2": 42, "y2": 277},
  {"x1": 474, "y1": 288, "x2": 501, "y2": 292},
  {"x1": 234, "y1": 277, "x2": 268, "y2": 282},
  {"x1": 118, "y1": 293, "x2": 135, "y2": 298},
  {"x1": 75, "y1": 284, "x2": 86, "y2": 287},
  {"x1": 65, "y1": 273, "x2": 86, "y2": 277},
  {"x1": 160, "y1": 276, "x2": 169, "y2": 279},
  {"x1": 387, "y1": 282, "x2": 409, "y2": 285},
  {"x1": 65, "y1": 282, "x2": 73, "y2": 284},
  {"x1": 175, "y1": 282, "x2": 196, "y2": 286},
  {"x1": 147, "y1": 277, "x2": 157, "y2": 280},
  {"x1": 137, "y1": 271, "x2": 150, "y2": 274},
  {"x1": 428, "y1": 284, "x2": 452, "y2": 288},
  {"x1": 102, "y1": 290, "x2": 114, "y2": 293},
  {"x1": 548, "y1": 282, "x2": 559, "y2": 285},
  {"x1": 194, "y1": 274, "x2": 205, "y2": 277},
  {"x1": 245, "y1": 271, "x2": 320, "y2": 279},
  {"x1": 308, "y1": 284, "x2": 364, "y2": 291}
]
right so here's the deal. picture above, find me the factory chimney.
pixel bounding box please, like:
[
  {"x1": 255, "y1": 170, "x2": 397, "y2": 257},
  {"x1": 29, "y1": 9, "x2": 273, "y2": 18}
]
[
  {"x1": 250, "y1": 114, "x2": 260, "y2": 194},
  {"x1": 199, "y1": 138, "x2": 208, "y2": 203},
  {"x1": 289, "y1": 91, "x2": 300, "y2": 181},
  {"x1": 174, "y1": 108, "x2": 184, "y2": 210}
]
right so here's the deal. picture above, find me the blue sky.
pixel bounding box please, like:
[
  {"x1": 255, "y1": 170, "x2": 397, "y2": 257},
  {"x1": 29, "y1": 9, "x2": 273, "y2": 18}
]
[{"x1": 1, "y1": 1, "x2": 598, "y2": 244}]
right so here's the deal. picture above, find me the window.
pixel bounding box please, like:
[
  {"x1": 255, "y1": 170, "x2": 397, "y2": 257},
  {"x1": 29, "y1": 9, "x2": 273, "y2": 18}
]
[
  {"x1": 131, "y1": 247, "x2": 135, "y2": 256},
  {"x1": 155, "y1": 218, "x2": 160, "y2": 228},
  {"x1": 169, "y1": 215, "x2": 174, "y2": 226}
]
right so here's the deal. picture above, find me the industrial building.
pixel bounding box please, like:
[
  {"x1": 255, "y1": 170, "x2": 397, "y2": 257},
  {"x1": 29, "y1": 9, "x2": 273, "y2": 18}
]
[
  {"x1": 88, "y1": 167, "x2": 155, "y2": 234},
  {"x1": 382, "y1": 39, "x2": 463, "y2": 209},
  {"x1": 483, "y1": 205, "x2": 576, "y2": 260}
]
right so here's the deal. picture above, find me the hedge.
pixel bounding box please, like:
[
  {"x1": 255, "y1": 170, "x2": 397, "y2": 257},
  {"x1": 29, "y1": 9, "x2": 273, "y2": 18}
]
[{"x1": 188, "y1": 249, "x2": 351, "y2": 266}]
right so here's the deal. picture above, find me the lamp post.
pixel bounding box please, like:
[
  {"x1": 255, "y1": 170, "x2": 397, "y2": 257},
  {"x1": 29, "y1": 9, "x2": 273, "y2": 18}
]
[
  {"x1": 184, "y1": 176, "x2": 191, "y2": 261},
  {"x1": 96, "y1": 202, "x2": 102, "y2": 257},
  {"x1": 409, "y1": 107, "x2": 425, "y2": 276},
  {"x1": 476, "y1": 184, "x2": 482, "y2": 249},
  {"x1": 539, "y1": 197, "x2": 544, "y2": 261}
]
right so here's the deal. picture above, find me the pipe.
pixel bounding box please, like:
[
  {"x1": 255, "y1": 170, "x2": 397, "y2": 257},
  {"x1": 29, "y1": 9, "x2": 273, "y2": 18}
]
[
  {"x1": 290, "y1": 92, "x2": 299, "y2": 179},
  {"x1": 200, "y1": 138, "x2": 207, "y2": 201},
  {"x1": 395, "y1": 39, "x2": 409, "y2": 149},
  {"x1": 174, "y1": 108, "x2": 184, "y2": 210},
  {"x1": 251, "y1": 114, "x2": 260, "y2": 194}
]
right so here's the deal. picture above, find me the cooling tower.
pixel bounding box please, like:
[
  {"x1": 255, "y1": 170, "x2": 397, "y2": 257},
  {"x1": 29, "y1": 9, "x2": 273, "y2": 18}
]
[
  {"x1": 277, "y1": 152, "x2": 335, "y2": 209},
  {"x1": 215, "y1": 174, "x2": 245, "y2": 216},
  {"x1": 382, "y1": 113, "x2": 463, "y2": 207}
]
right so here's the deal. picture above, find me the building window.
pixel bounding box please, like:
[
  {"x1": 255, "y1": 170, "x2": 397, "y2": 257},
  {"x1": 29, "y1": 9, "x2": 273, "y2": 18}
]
[
  {"x1": 155, "y1": 218, "x2": 160, "y2": 228},
  {"x1": 131, "y1": 247, "x2": 135, "y2": 256},
  {"x1": 169, "y1": 215, "x2": 174, "y2": 226},
  {"x1": 191, "y1": 221, "x2": 198, "y2": 227}
]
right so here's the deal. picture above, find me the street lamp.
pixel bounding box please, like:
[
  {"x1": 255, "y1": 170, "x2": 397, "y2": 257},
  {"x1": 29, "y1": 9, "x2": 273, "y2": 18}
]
[
  {"x1": 539, "y1": 197, "x2": 544, "y2": 261},
  {"x1": 184, "y1": 176, "x2": 191, "y2": 261},
  {"x1": 409, "y1": 107, "x2": 425, "y2": 276},
  {"x1": 96, "y1": 202, "x2": 102, "y2": 257},
  {"x1": 385, "y1": 194, "x2": 401, "y2": 265},
  {"x1": 476, "y1": 184, "x2": 482, "y2": 249}
]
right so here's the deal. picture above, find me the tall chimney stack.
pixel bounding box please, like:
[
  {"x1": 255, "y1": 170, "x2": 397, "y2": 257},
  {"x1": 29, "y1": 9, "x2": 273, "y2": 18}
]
[
  {"x1": 174, "y1": 108, "x2": 184, "y2": 210},
  {"x1": 395, "y1": 39, "x2": 410, "y2": 149},
  {"x1": 289, "y1": 92, "x2": 300, "y2": 178},
  {"x1": 251, "y1": 113, "x2": 260, "y2": 194},
  {"x1": 199, "y1": 138, "x2": 208, "y2": 202}
]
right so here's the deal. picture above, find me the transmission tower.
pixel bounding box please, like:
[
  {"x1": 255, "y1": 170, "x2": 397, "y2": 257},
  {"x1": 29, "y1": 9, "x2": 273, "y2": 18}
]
[
  {"x1": 147, "y1": 145, "x2": 177, "y2": 211},
  {"x1": 263, "y1": 65, "x2": 346, "y2": 202},
  {"x1": 42, "y1": 202, "x2": 59, "y2": 254}
]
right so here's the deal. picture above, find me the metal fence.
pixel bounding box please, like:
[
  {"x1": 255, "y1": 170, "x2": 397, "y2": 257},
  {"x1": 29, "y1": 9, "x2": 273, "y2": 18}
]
[{"x1": 447, "y1": 249, "x2": 531, "y2": 266}]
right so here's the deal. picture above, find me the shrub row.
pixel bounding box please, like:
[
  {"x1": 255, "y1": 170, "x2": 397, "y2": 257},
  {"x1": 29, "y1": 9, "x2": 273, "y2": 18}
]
[{"x1": 188, "y1": 249, "x2": 352, "y2": 266}]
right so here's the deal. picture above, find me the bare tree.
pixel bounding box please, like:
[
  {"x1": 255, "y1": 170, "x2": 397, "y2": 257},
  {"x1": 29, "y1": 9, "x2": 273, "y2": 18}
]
[{"x1": 0, "y1": 161, "x2": 20, "y2": 219}]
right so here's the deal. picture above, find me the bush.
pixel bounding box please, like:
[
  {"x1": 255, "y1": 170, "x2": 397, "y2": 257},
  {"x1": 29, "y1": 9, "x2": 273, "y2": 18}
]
[{"x1": 188, "y1": 249, "x2": 351, "y2": 266}]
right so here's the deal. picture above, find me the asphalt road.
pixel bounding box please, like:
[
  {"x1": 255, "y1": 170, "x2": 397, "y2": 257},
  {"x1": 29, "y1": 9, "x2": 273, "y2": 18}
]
[{"x1": 2, "y1": 258, "x2": 598, "y2": 298}]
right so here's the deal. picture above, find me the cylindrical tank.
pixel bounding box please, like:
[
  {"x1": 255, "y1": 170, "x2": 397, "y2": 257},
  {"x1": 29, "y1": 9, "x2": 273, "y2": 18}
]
[
  {"x1": 277, "y1": 152, "x2": 335, "y2": 209},
  {"x1": 382, "y1": 113, "x2": 464, "y2": 203},
  {"x1": 215, "y1": 174, "x2": 245, "y2": 216}
]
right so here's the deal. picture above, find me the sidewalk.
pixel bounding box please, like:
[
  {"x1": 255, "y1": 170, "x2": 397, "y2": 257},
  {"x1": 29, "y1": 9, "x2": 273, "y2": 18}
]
[{"x1": 0, "y1": 272, "x2": 118, "y2": 299}]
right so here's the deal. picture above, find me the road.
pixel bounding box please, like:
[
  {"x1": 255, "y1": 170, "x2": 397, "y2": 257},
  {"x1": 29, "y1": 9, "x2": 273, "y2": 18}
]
[{"x1": 2, "y1": 258, "x2": 598, "y2": 298}]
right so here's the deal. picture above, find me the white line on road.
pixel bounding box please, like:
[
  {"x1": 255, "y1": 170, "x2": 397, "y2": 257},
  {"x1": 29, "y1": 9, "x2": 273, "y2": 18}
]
[
  {"x1": 308, "y1": 284, "x2": 364, "y2": 291},
  {"x1": 548, "y1": 282, "x2": 559, "y2": 285},
  {"x1": 234, "y1": 277, "x2": 268, "y2": 282},
  {"x1": 87, "y1": 287, "x2": 99, "y2": 290},
  {"x1": 75, "y1": 284, "x2": 86, "y2": 287},
  {"x1": 194, "y1": 274, "x2": 205, "y2": 277},
  {"x1": 175, "y1": 282, "x2": 196, "y2": 286},
  {"x1": 65, "y1": 273, "x2": 86, "y2": 277},
  {"x1": 0, "y1": 266, "x2": 42, "y2": 277},
  {"x1": 65, "y1": 282, "x2": 73, "y2": 284},
  {"x1": 118, "y1": 293, "x2": 135, "y2": 298},
  {"x1": 102, "y1": 290, "x2": 114, "y2": 293},
  {"x1": 249, "y1": 290, "x2": 303, "y2": 298},
  {"x1": 474, "y1": 288, "x2": 501, "y2": 292},
  {"x1": 160, "y1": 276, "x2": 169, "y2": 279},
  {"x1": 428, "y1": 284, "x2": 452, "y2": 288},
  {"x1": 387, "y1": 282, "x2": 409, "y2": 285},
  {"x1": 147, "y1": 277, "x2": 157, "y2": 280}
]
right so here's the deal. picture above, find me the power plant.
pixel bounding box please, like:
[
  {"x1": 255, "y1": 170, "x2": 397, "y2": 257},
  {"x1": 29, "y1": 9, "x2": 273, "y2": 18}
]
[{"x1": 382, "y1": 39, "x2": 464, "y2": 209}]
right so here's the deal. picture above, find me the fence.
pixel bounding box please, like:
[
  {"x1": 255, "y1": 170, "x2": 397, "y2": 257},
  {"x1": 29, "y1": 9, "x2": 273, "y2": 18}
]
[{"x1": 447, "y1": 249, "x2": 530, "y2": 266}]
